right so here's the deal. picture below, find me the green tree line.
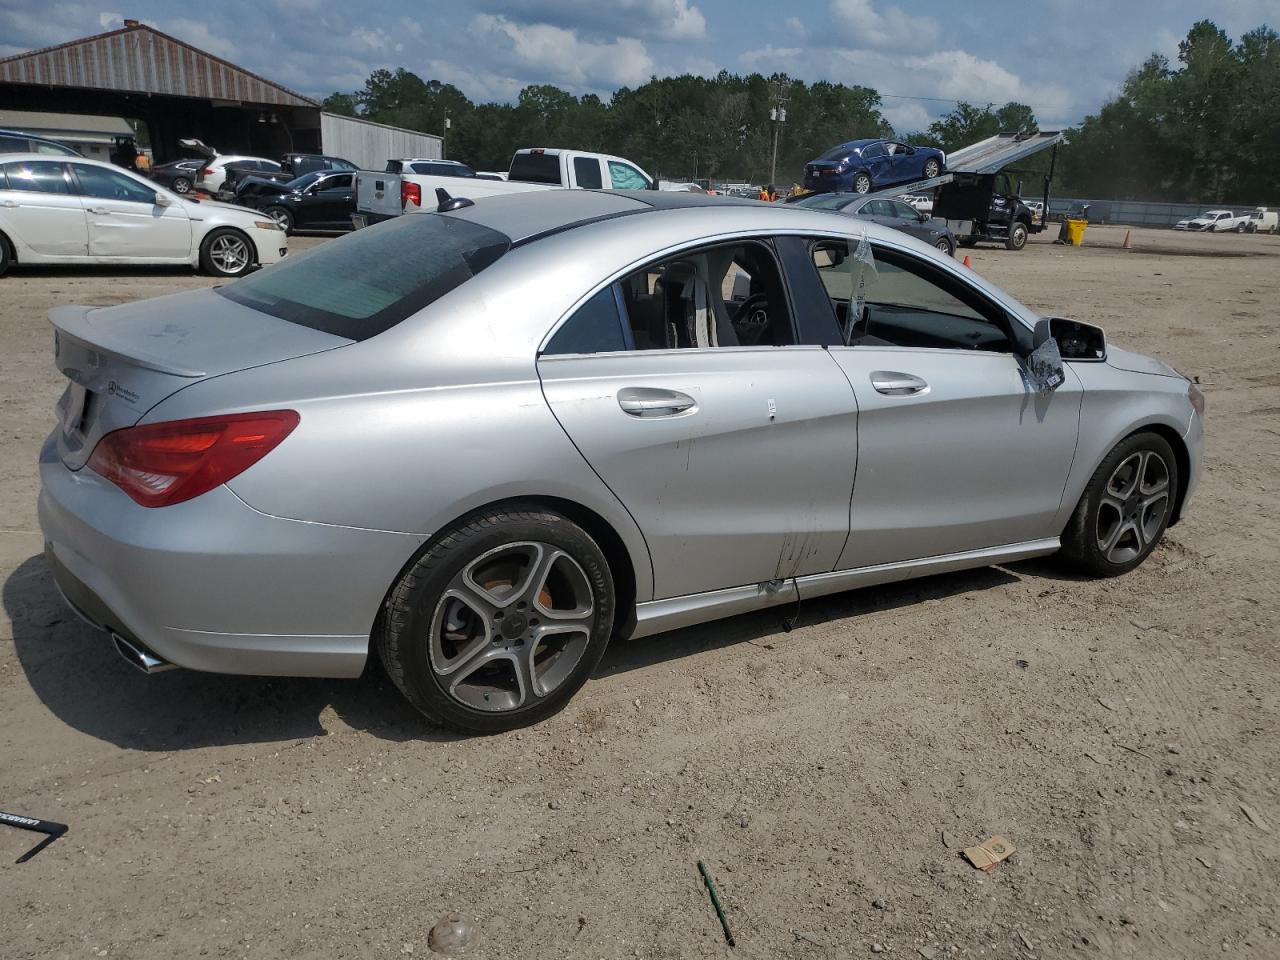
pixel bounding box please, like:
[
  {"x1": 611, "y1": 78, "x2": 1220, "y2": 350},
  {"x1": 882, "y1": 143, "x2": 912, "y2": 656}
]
[{"x1": 323, "y1": 19, "x2": 1277, "y2": 201}]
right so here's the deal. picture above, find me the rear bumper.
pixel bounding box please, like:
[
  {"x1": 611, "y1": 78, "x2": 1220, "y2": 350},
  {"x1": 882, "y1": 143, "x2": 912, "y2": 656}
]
[{"x1": 38, "y1": 433, "x2": 423, "y2": 678}]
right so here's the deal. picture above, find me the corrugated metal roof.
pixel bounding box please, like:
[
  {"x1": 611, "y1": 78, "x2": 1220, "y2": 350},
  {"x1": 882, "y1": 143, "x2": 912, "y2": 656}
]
[
  {"x1": 945, "y1": 131, "x2": 1065, "y2": 175},
  {"x1": 0, "y1": 22, "x2": 318, "y2": 108},
  {"x1": 0, "y1": 109, "x2": 133, "y2": 135}
]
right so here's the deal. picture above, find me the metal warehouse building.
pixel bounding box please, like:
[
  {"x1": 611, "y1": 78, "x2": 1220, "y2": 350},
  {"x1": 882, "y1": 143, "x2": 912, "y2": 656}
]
[{"x1": 0, "y1": 20, "x2": 440, "y2": 169}]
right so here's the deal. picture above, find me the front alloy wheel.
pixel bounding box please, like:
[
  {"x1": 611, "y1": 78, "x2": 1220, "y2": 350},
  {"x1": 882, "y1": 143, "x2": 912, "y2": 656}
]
[
  {"x1": 199, "y1": 228, "x2": 254, "y2": 277},
  {"x1": 1061, "y1": 432, "x2": 1179, "y2": 577}
]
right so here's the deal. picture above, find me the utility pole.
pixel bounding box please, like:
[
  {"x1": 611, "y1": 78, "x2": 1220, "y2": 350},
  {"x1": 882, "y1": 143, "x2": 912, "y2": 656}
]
[
  {"x1": 768, "y1": 76, "x2": 790, "y2": 187},
  {"x1": 442, "y1": 113, "x2": 451, "y2": 160}
]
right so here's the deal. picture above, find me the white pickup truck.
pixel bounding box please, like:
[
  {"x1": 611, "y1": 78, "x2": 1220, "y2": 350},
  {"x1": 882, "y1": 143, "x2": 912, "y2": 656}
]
[
  {"x1": 1173, "y1": 209, "x2": 1250, "y2": 232},
  {"x1": 353, "y1": 148, "x2": 655, "y2": 226}
]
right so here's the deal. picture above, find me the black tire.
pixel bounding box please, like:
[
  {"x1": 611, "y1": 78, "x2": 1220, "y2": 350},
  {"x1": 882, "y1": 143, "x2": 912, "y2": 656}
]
[
  {"x1": 378, "y1": 505, "x2": 616, "y2": 733},
  {"x1": 922, "y1": 158, "x2": 941, "y2": 179},
  {"x1": 853, "y1": 172, "x2": 872, "y2": 194},
  {"x1": 0, "y1": 232, "x2": 11, "y2": 277},
  {"x1": 198, "y1": 228, "x2": 255, "y2": 278},
  {"x1": 264, "y1": 206, "x2": 294, "y2": 234},
  {"x1": 1235, "y1": 222, "x2": 1245, "y2": 233},
  {"x1": 1060, "y1": 431, "x2": 1179, "y2": 578},
  {"x1": 1006, "y1": 221, "x2": 1029, "y2": 250},
  {"x1": 172, "y1": 176, "x2": 192, "y2": 194},
  {"x1": 934, "y1": 236, "x2": 955, "y2": 257}
]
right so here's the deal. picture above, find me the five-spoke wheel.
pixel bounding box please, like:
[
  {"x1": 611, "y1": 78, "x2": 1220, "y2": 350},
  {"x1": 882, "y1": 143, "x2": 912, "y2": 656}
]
[
  {"x1": 379, "y1": 506, "x2": 614, "y2": 733},
  {"x1": 1062, "y1": 432, "x2": 1179, "y2": 576}
]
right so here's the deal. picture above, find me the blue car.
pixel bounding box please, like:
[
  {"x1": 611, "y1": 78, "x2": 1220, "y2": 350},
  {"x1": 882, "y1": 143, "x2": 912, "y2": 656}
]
[{"x1": 803, "y1": 139, "x2": 945, "y2": 195}]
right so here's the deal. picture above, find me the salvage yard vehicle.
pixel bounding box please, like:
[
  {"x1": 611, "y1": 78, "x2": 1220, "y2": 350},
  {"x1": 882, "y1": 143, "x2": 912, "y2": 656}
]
[
  {"x1": 0, "y1": 128, "x2": 81, "y2": 157},
  {"x1": 931, "y1": 132, "x2": 1065, "y2": 251},
  {"x1": 225, "y1": 153, "x2": 357, "y2": 200},
  {"x1": 1245, "y1": 207, "x2": 1278, "y2": 234},
  {"x1": 147, "y1": 157, "x2": 203, "y2": 194},
  {"x1": 195, "y1": 154, "x2": 279, "y2": 195},
  {"x1": 238, "y1": 171, "x2": 356, "y2": 233},
  {"x1": 38, "y1": 190, "x2": 1203, "y2": 733},
  {"x1": 791, "y1": 191, "x2": 957, "y2": 255},
  {"x1": 804, "y1": 139, "x2": 945, "y2": 195},
  {"x1": 1173, "y1": 209, "x2": 1248, "y2": 232},
  {"x1": 353, "y1": 148, "x2": 654, "y2": 226},
  {"x1": 0, "y1": 154, "x2": 286, "y2": 278}
]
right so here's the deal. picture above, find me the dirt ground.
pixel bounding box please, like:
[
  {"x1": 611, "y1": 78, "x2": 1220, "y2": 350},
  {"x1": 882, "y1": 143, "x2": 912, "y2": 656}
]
[{"x1": 1, "y1": 225, "x2": 1277, "y2": 959}]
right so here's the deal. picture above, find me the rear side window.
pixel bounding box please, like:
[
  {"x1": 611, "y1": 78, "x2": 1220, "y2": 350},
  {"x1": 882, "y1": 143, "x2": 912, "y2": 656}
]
[
  {"x1": 1, "y1": 160, "x2": 70, "y2": 194},
  {"x1": 0, "y1": 134, "x2": 27, "y2": 153},
  {"x1": 573, "y1": 157, "x2": 603, "y2": 189},
  {"x1": 509, "y1": 153, "x2": 562, "y2": 184},
  {"x1": 219, "y1": 215, "x2": 511, "y2": 341},
  {"x1": 544, "y1": 286, "x2": 628, "y2": 354}
]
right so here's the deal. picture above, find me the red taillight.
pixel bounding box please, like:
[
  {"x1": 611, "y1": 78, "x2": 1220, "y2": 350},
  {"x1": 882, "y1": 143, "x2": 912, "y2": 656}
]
[
  {"x1": 402, "y1": 181, "x2": 421, "y2": 208},
  {"x1": 87, "y1": 410, "x2": 300, "y2": 508},
  {"x1": 201, "y1": 167, "x2": 214, "y2": 176}
]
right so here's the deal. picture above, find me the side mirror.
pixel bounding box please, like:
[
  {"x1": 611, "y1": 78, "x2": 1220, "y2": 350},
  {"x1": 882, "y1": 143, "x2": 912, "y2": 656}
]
[
  {"x1": 1026, "y1": 319, "x2": 1065, "y2": 392},
  {"x1": 1045, "y1": 316, "x2": 1107, "y2": 361},
  {"x1": 155, "y1": 191, "x2": 173, "y2": 207}
]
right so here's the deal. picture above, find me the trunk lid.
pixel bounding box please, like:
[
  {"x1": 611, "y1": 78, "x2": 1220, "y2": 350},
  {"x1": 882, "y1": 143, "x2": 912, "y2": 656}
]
[{"x1": 50, "y1": 287, "x2": 349, "y2": 469}]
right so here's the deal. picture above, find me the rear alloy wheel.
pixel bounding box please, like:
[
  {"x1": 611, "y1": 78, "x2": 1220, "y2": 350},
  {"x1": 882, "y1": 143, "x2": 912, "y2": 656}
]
[
  {"x1": 379, "y1": 506, "x2": 615, "y2": 733},
  {"x1": 853, "y1": 172, "x2": 872, "y2": 194},
  {"x1": 923, "y1": 158, "x2": 941, "y2": 179},
  {"x1": 265, "y1": 206, "x2": 294, "y2": 234},
  {"x1": 934, "y1": 236, "x2": 955, "y2": 257},
  {"x1": 199, "y1": 228, "x2": 254, "y2": 277},
  {"x1": 1006, "y1": 221, "x2": 1029, "y2": 250},
  {"x1": 1061, "y1": 432, "x2": 1178, "y2": 577},
  {"x1": 172, "y1": 176, "x2": 192, "y2": 194}
]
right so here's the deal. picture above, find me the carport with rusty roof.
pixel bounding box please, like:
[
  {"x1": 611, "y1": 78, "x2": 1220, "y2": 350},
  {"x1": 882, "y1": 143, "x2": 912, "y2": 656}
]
[{"x1": 0, "y1": 20, "x2": 321, "y2": 163}]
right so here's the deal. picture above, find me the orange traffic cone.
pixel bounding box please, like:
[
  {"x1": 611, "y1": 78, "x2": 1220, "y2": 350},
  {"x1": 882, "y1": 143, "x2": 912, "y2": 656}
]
[
  {"x1": 962, "y1": 254, "x2": 971, "y2": 268},
  {"x1": 1122, "y1": 229, "x2": 1132, "y2": 250}
]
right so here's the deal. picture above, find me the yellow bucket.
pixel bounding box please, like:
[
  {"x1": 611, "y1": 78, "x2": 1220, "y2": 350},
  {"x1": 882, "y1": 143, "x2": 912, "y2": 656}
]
[{"x1": 1065, "y1": 218, "x2": 1088, "y2": 246}]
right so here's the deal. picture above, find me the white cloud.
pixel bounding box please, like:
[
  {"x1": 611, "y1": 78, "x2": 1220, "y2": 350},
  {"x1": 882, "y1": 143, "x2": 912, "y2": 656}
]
[
  {"x1": 880, "y1": 100, "x2": 930, "y2": 133},
  {"x1": 785, "y1": 17, "x2": 804, "y2": 36},
  {"x1": 476, "y1": 0, "x2": 705, "y2": 42},
  {"x1": 830, "y1": 0, "x2": 940, "y2": 49},
  {"x1": 98, "y1": 12, "x2": 122, "y2": 29},
  {"x1": 160, "y1": 19, "x2": 238, "y2": 59},
  {"x1": 470, "y1": 14, "x2": 654, "y2": 89},
  {"x1": 740, "y1": 43, "x2": 1076, "y2": 130}
]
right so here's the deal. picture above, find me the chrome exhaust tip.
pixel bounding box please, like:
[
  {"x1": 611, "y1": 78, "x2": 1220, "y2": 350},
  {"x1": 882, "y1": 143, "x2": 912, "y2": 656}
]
[{"x1": 111, "y1": 632, "x2": 177, "y2": 674}]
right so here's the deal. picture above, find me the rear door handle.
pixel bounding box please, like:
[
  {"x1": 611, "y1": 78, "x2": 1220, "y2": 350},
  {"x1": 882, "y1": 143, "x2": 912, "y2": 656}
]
[
  {"x1": 617, "y1": 386, "x2": 697, "y2": 418},
  {"x1": 86, "y1": 207, "x2": 111, "y2": 215},
  {"x1": 870, "y1": 371, "x2": 929, "y2": 396}
]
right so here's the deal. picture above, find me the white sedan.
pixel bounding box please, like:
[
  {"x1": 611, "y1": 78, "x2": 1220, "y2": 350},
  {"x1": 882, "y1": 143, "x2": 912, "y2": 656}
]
[{"x1": 0, "y1": 154, "x2": 287, "y2": 278}]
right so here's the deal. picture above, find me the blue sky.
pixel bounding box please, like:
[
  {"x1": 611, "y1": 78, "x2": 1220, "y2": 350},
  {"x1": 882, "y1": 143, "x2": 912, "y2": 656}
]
[{"x1": 1, "y1": 1, "x2": 1276, "y2": 130}]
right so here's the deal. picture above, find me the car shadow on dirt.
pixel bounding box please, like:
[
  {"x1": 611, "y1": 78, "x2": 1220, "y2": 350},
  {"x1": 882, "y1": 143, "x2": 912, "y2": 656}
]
[
  {"x1": 597, "y1": 563, "x2": 1033, "y2": 676},
  {"x1": 4, "y1": 554, "x2": 454, "y2": 751}
]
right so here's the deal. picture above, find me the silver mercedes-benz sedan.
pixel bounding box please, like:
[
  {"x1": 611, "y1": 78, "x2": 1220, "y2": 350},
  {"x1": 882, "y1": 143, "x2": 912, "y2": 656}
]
[{"x1": 39, "y1": 190, "x2": 1204, "y2": 732}]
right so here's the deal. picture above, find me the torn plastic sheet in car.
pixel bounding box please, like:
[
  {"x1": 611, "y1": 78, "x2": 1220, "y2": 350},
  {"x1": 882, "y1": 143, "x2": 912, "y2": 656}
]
[
  {"x1": 1027, "y1": 336, "x2": 1065, "y2": 393},
  {"x1": 845, "y1": 232, "x2": 878, "y2": 345}
]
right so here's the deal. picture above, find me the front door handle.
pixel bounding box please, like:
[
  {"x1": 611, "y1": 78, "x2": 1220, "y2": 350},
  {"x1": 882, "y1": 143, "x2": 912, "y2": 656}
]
[
  {"x1": 0, "y1": 199, "x2": 17, "y2": 208},
  {"x1": 617, "y1": 386, "x2": 697, "y2": 418},
  {"x1": 870, "y1": 371, "x2": 929, "y2": 396},
  {"x1": 86, "y1": 207, "x2": 111, "y2": 215}
]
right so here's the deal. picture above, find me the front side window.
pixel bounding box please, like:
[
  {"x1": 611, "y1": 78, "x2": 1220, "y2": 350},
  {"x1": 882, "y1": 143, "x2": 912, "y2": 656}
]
[
  {"x1": 573, "y1": 157, "x2": 603, "y2": 189},
  {"x1": 809, "y1": 240, "x2": 1012, "y2": 352},
  {"x1": 71, "y1": 163, "x2": 157, "y2": 203},
  {"x1": 1, "y1": 160, "x2": 70, "y2": 194},
  {"x1": 544, "y1": 241, "x2": 795, "y2": 354},
  {"x1": 890, "y1": 200, "x2": 917, "y2": 220},
  {"x1": 607, "y1": 161, "x2": 649, "y2": 190},
  {"x1": 219, "y1": 214, "x2": 510, "y2": 341}
]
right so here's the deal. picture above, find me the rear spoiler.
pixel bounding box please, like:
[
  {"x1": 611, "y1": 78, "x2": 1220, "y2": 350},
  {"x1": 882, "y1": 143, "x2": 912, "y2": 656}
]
[{"x1": 49, "y1": 305, "x2": 207, "y2": 379}]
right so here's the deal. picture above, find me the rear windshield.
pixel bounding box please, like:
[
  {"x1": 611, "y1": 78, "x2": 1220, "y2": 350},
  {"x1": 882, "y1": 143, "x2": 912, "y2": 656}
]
[
  {"x1": 218, "y1": 215, "x2": 511, "y2": 341},
  {"x1": 508, "y1": 153, "x2": 562, "y2": 184},
  {"x1": 818, "y1": 144, "x2": 857, "y2": 162}
]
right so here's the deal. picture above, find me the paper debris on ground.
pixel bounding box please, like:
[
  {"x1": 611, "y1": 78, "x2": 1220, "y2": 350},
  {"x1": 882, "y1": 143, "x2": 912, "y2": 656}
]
[
  {"x1": 962, "y1": 835, "x2": 1016, "y2": 871},
  {"x1": 1240, "y1": 802, "x2": 1272, "y2": 832}
]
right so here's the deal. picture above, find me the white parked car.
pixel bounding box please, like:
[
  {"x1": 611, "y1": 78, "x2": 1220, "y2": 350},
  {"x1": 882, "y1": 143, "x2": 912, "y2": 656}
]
[
  {"x1": 0, "y1": 154, "x2": 288, "y2": 278},
  {"x1": 899, "y1": 193, "x2": 934, "y2": 215},
  {"x1": 195, "y1": 154, "x2": 281, "y2": 194},
  {"x1": 1173, "y1": 209, "x2": 1248, "y2": 232}
]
